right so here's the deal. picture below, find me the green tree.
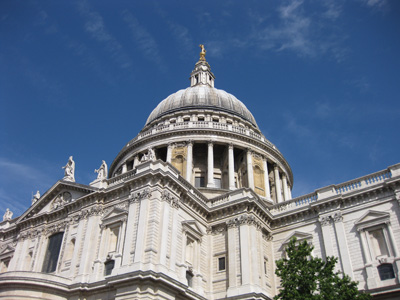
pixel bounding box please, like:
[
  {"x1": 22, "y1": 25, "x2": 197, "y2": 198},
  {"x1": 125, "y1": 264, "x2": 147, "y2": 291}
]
[{"x1": 274, "y1": 237, "x2": 371, "y2": 300}]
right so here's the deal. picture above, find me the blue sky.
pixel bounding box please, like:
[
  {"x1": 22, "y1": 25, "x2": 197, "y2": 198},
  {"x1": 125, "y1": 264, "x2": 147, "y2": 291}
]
[{"x1": 1, "y1": 0, "x2": 399, "y2": 216}]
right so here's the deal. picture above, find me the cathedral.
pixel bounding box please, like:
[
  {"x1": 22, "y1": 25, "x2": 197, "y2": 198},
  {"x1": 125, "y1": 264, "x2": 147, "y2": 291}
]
[{"x1": 1, "y1": 47, "x2": 400, "y2": 300}]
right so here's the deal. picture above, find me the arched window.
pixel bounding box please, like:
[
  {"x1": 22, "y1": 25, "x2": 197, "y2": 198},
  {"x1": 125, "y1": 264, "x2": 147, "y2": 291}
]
[{"x1": 254, "y1": 165, "x2": 265, "y2": 196}]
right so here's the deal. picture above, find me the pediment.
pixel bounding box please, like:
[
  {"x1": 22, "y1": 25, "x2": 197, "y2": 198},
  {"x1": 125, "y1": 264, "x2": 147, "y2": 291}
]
[
  {"x1": 282, "y1": 231, "x2": 313, "y2": 245},
  {"x1": 355, "y1": 210, "x2": 390, "y2": 229},
  {"x1": 17, "y1": 180, "x2": 97, "y2": 224},
  {"x1": 0, "y1": 244, "x2": 15, "y2": 255},
  {"x1": 182, "y1": 220, "x2": 204, "y2": 241},
  {"x1": 101, "y1": 206, "x2": 128, "y2": 227}
]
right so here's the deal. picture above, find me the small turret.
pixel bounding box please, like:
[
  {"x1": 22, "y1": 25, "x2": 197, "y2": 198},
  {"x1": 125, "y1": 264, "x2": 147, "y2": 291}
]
[{"x1": 190, "y1": 44, "x2": 215, "y2": 87}]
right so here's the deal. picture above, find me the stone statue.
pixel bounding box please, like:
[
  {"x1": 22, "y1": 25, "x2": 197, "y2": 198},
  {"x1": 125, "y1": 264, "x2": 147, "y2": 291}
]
[
  {"x1": 199, "y1": 44, "x2": 206, "y2": 61},
  {"x1": 3, "y1": 208, "x2": 13, "y2": 221},
  {"x1": 140, "y1": 148, "x2": 155, "y2": 163},
  {"x1": 62, "y1": 156, "x2": 75, "y2": 182},
  {"x1": 95, "y1": 160, "x2": 108, "y2": 179},
  {"x1": 32, "y1": 190, "x2": 40, "y2": 205}
]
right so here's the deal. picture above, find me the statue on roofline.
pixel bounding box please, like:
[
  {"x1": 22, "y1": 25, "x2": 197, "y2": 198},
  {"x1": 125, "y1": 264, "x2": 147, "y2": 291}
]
[
  {"x1": 32, "y1": 190, "x2": 40, "y2": 205},
  {"x1": 199, "y1": 44, "x2": 206, "y2": 61},
  {"x1": 62, "y1": 156, "x2": 75, "y2": 182},
  {"x1": 95, "y1": 160, "x2": 108, "y2": 179},
  {"x1": 3, "y1": 208, "x2": 13, "y2": 221}
]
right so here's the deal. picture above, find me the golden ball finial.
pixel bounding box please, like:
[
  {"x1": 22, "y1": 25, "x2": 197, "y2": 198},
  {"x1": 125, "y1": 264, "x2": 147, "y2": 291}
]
[{"x1": 199, "y1": 44, "x2": 206, "y2": 61}]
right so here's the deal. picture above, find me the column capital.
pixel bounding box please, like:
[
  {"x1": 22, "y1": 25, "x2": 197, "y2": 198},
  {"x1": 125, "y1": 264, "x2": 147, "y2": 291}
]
[
  {"x1": 208, "y1": 140, "x2": 214, "y2": 147},
  {"x1": 228, "y1": 143, "x2": 234, "y2": 150},
  {"x1": 187, "y1": 140, "x2": 193, "y2": 146}
]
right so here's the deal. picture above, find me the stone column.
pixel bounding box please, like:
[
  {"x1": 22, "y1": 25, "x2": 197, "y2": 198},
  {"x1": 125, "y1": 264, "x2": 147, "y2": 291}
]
[
  {"x1": 77, "y1": 213, "x2": 101, "y2": 282},
  {"x1": 122, "y1": 196, "x2": 138, "y2": 266},
  {"x1": 332, "y1": 213, "x2": 353, "y2": 278},
  {"x1": 274, "y1": 165, "x2": 283, "y2": 203},
  {"x1": 263, "y1": 158, "x2": 271, "y2": 200},
  {"x1": 282, "y1": 174, "x2": 289, "y2": 201},
  {"x1": 319, "y1": 216, "x2": 335, "y2": 258},
  {"x1": 239, "y1": 224, "x2": 251, "y2": 285},
  {"x1": 134, "y1": 195, "x2": 150, "y2": 263},
  {"x1": 159, "y1": 200, "x2": 171, "y2": 266},
  {"x1": 246, "y1": 149, "x2": 255, "y2": 190},
  {"x1": 227, "y1": 223, "x2": 238, "y2": 292},
  {"x1": 186, "y1": 141, "x2": 193, "y2": 183},
  {"x1": 207, "y1": 141, "x2": 215, "y2": 188},
  {"x1": 166, "y1": 143, "x2": 172, "y2": 164},
  {"x1": 133, "y1": 155, "x2": 139, "y2": 168},
  {"x1": 122, "y1": 162, "x2": 127, "y2": 174},
  {"x1": 228, "y1": 144, "x2": 235, "y2": 190}
]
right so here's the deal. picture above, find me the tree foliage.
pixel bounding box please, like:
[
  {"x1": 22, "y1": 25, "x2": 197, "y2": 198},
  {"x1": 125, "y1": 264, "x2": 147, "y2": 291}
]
[{"x1": 274, "y1": 237, "x2": 371, "y2": 300}]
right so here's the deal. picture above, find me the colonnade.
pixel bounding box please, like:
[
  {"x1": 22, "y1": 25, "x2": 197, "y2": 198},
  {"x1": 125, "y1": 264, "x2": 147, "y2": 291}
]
[{"x1": 162, "y1": 141, "x2": 292, "y2": 203}]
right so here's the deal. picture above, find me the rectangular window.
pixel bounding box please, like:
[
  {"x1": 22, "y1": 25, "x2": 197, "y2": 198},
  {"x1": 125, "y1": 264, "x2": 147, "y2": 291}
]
[
  {"x1": 218, "y1": 256, "x2": 226, "y2": 271},
  {"x1": 108, "y1": 226, "x2": 120, "y2": 253},
  {"x1": 369, "y1": 229, "x2": 389, "y2": 258},
  {"x1": 264, "y1": 259, "x2": 268, "y2": 275},
  {"x1": 195, "y1": 176, "x2": 205, "y2": 188},
  {"x1": 104, "y1": 259, "x2": 115, "y2": 276},
  {"x1": 186, "y1": 270, "x2": 194, "y2": 287},
  {"x1": 42, "y1": 232, "x2": 64, "y2": 273},
  {"x1": 214, "y1": 178, "x2": 221, "y2": 188}
]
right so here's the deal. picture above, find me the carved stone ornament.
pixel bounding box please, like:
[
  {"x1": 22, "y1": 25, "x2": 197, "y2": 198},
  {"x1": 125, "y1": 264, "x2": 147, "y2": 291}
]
[
  {"x1": 332, "y1": 212, "x2": 343, "y2": 223},
  {"x1": 319, "y1": 215, "x2": 331, "y2": 227},
  {"x1": 129, "y1": 188, "x2": 152, "y2": 203},
  {"x1": 50, "y1": 192, "x2": 72, "y2": 211},
  {"x1": 161, "y1": 190, "x2": 180, "y2": 208},
  {"x1": 70, "y1": 204, "x2": 103, "y2": 224},
  {"x1": 208, "y1": 224, "x2": 226, "y2": 235},
  {"x1": 44, "y1": 220, "x2": 69, "y2": 237},
  {"x1": 226, "y1": 215, "x2": 261, "y2": 229}
]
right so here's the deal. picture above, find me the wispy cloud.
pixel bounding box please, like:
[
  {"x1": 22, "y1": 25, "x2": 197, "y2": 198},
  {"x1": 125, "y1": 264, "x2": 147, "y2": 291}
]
[
  {"x1": 204, "y1": 1, "x2": 347, "y2": 62},
  {"x1": 0, "y1": 157, "x2": 56, "y2": 216},
  {"x1": 360, "y1": 0, "x2": 387, "y2": 8},
  {"x1": 122, "y1": 10, "x2": 165, "y2": 71},
  {"x1": 77, "y1": 2, "x2": 132, "y2": 69}
]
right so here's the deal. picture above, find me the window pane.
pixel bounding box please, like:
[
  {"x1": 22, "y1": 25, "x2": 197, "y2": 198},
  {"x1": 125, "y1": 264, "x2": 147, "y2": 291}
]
[
  {"x1": 218, "y1": 257, "x2": 226, "y2": 271},
  {"x1": 195, "y1": 177, "x2": 205, "y2": 187},
  {"x1": 104, "y1": 260, "x2": 115, "y2": 276},
  {"x1": 214, "y1": 178, "x2": 221, "y2": 188},
  {"x1": 42, "y1": 232, "x2": 64, "y2": 273},
  {"x1": 378, "y1": 264, "x2": 395, "y2": 280}
]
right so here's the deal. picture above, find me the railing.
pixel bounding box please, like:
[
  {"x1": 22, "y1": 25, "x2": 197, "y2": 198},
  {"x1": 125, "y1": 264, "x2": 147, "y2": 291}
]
[
  {"x1": 131, "y1": 121, "x2": 275, "y2": 148},
  {"x1": 270, "y1": 192, "x2": 318, "y2": 214},
  {"x1": 335, "y1": 169, "x2": 392, "y2": 194},
  {"x1": 270, "y1": 168, "x2": 393, "y2": 215}
]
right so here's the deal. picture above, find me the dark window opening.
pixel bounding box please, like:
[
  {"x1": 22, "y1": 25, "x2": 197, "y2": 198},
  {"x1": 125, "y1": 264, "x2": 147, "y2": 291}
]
[
  {"x1": 198, "y1": 117, "x2": 205, "y2": 121},
  {"x1": 195, "y1": 177, "x2": 205, "y2": 188},
  {"x1": 186, "y1": 270, "x2": 194, "y2": 287},
  {"x1": 218, "y1": 257, "x2": 226, "y2": 271},
  {"x1": 42, "y1": 232, "x2": 64, "y2": 273},
  {"x1": 378, "y1": 263, "x2": 395, "y2": 280},
  {"x1": 104, "y1": 259, "x2": 115, "y2": 276}
]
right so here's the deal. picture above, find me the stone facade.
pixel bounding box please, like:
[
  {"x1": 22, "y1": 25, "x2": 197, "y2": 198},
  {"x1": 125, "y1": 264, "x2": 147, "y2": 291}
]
[{"x1": 1, "y1": 53, "x2": 400, "y2": 299}]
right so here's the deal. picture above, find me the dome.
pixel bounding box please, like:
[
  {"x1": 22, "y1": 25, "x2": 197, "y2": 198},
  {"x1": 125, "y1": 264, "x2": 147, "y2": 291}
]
[{"x1": 145, "y1": 85, "x2": 258, "y2": 128}]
